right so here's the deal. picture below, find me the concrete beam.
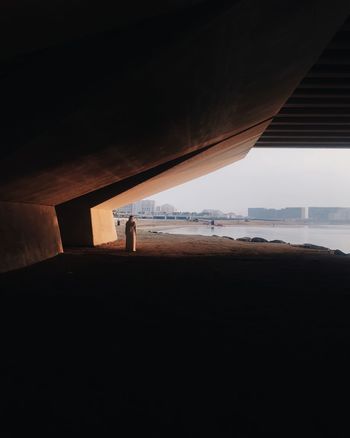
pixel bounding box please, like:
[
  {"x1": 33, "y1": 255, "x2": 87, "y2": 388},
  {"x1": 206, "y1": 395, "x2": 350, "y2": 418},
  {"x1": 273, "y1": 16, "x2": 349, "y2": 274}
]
[
  {"x1": 2, "y1": 1, "x2": 348, "y2": 205},
  {"x1": 57, "y1": 121, "x2": 268, "y2": 247}
]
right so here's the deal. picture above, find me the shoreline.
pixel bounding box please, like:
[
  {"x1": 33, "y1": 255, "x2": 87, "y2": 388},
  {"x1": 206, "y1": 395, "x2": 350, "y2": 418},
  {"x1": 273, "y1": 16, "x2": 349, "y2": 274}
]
[
  {"x1": 100, "y1": 227, "x2": 349, "y2": 257},
  {"x1": 112, "y1": 219, "x2": 350, "y2": 254},
  {"x1": 146, "y1": 229, "x2": 344, "y2": 254},
  {"x1": 134, "y1": 221, "x2": 350, "y2": 254},
  {"x1": 117, "y1": 218, "x2": 350, "y2": 230}
]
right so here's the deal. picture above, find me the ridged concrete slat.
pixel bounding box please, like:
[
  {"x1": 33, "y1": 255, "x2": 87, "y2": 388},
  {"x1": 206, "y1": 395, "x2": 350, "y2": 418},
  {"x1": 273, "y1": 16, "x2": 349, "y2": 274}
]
[
  {"x1": 284, "y1": 97, "x2": 350, "y2": 107},
  {"x1": 255, "y1": 14, "x2": 350, "y2": 152},
  {"x1": 266, "y1": 127, "x2": 350, "y2": 132},
  {"x1": 272, "y1": 116, "x2": 350, "y2": 124},
  {"x1": 256, "y1": 142, "x2": 350, "y2": 147},
  {"x1": 292, "y1": 89, "x2": 350, "y2": 97},
  {"x1": 278, "y1": 108, "x2": 350, "y2": 115},
  {"x1": 298, "y1": 78, "x2": 350, "y2": 88},
  {"x1": 260, "y1": 136, "x2": 350, "y2": 140}
]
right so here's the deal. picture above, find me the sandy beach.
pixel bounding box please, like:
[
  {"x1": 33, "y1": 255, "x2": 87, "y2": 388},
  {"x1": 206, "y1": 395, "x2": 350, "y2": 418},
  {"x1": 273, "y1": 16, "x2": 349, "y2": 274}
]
[
  {"x1": 83, "y1": 220, "x2": 341, "y2": 258},
  {"x1": 97, "y1": 229, "x2": 332, "y2": 257}
]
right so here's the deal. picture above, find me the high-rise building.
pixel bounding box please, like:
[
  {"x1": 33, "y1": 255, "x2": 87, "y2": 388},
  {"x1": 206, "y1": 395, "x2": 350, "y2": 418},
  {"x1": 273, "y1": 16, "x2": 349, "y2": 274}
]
[
  {"x1": 135, "y1": 199, "x2": 155, "y2": 215},
  {"x1": 201, "y1": 209, "x2": 225, "y2": 217},
  {"x1": 114, "y1": 199, "x2": 156, "y2": 216},
  {"x1": 114, "y1": 203, "x2": 134, "y2": 215},
  {"x1": 159, "y1": 204, "x2": 175, "y2": 214},
  {"x1": 248, "y1": 207, "x2": 305, "y2": 220},
  {"x1": 309, "y1": 207, "x2": 350, "y2": 222}
]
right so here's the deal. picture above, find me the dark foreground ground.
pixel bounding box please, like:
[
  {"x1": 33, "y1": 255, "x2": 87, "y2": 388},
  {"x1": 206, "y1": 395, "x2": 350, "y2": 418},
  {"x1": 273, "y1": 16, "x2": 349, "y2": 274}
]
[{"x1": 2, "y1": 241, "x2": 350, "y2": 437}]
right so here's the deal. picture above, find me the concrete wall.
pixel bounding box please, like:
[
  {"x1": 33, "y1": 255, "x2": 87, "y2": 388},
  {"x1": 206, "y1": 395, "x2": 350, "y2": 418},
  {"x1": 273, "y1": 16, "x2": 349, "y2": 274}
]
[{"x1": 0, "y1": 202, "x2": 62, "y2": 273}]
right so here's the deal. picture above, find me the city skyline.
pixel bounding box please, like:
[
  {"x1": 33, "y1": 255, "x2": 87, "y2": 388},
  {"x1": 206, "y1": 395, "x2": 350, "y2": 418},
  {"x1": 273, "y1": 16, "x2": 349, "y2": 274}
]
[
  {"x1": 115, "y1": 201, "x2": 350, "y2": 221},
  {"x1": 150, "y1": 148, "x2": 350, "y2": 216}
]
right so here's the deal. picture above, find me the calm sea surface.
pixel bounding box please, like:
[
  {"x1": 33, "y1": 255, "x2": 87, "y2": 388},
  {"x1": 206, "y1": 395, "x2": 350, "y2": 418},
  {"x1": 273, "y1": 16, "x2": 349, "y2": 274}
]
[{"x1": 162, "y1": 224, "x2": 350, "y2": 252}]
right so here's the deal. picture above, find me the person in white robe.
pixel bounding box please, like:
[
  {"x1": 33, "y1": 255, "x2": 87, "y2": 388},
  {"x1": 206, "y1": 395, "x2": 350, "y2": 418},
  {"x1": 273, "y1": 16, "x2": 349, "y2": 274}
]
[{"x1": 125, "y1": 215, "x2": 137, "y2": 252}]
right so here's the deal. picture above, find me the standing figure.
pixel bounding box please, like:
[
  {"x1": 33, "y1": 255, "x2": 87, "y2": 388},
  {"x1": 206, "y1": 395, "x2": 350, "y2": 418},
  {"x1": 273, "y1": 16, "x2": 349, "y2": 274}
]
[{"x1": 125, "y1": 215, "x2": 137, "y2": 252}]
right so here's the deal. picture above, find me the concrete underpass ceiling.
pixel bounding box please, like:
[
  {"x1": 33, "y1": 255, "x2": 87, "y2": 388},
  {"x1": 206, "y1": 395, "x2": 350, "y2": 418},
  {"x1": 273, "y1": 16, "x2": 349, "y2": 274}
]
[
  {"x1": 1, "y1": 1, "x2": 350, "y2": 206},
  {"x1": 0, "y1": 1, "x2": 208, "y2": 61},
  {"x1": 59, "y1": 121, "x2": 268, "y2": 212},
  {"x1": 256, "y1": 16, "x2": 350, "y2": 148},
  {"x1": 95, "y1": 125, "x2": 262, "y2": 211}
]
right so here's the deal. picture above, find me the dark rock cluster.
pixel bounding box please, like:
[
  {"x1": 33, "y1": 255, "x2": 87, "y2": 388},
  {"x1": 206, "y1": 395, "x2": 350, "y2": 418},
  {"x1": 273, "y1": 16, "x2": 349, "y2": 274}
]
[{"x1": 236, "y1": 236, "x2": 251, "y2": 242}]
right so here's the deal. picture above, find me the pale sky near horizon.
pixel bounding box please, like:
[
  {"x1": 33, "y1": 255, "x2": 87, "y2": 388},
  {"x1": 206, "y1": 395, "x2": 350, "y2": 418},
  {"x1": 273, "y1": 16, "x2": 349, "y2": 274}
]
[{"x1": 150, "y1": 148, "x2": 350, "y2": 216}]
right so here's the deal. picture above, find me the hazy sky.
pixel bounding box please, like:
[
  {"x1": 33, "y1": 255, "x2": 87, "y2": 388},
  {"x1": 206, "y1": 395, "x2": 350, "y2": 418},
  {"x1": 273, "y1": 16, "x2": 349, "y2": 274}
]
[{"x1": 151, "y1": 148, "x2": 350, "y2": 216}]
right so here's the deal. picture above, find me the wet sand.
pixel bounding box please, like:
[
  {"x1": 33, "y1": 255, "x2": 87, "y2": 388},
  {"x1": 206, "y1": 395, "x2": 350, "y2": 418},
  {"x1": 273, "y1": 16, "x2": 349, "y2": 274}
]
[{"x1": 2, "y1": 231, "x2": 350, "y2": 436}]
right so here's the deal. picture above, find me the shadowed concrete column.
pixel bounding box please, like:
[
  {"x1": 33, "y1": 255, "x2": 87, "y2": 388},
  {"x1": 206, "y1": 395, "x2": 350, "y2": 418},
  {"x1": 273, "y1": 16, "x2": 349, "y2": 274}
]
[
  {"x1": 56, "y1": 201, "x2": 116, "y2": 247},
  {"x1": 0, "y1": 202, "x2": 63, "y2": 273}
]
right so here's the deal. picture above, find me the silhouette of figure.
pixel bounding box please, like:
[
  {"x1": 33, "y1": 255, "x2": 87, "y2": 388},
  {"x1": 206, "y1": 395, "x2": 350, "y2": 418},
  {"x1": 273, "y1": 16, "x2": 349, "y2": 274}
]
[{"x1": 125, "y1": 215, "x2": 137, "y2": 252}]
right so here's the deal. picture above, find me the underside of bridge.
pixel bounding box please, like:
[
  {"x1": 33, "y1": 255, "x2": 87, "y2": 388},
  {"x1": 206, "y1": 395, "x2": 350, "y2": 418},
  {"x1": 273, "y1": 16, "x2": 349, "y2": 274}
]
[
  {"x1": 1, "y1": 1, "x2": 350, "y2": 272},
  {"x1": 256, "y1": 16, "x2": 350, "y2": 148}
]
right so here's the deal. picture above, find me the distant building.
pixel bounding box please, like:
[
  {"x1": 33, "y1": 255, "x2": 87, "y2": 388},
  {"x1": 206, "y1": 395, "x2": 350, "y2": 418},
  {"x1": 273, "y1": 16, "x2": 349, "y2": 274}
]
[
  {"x1": 226, "y1": 212, "x2": 237, "y2": 218},
  {"x1": 200, "y1": 209, "x2": 225, "y2": 217},
  {"x1": 309, "y1": 207, "x2": 350, "y2": 222},
  {"x1": 114, "y1": 203, "x2": 134, "y2": 216},
  {"x1": 134, "y1": 199, "x2": 156, "y2": 215},
  {"x1": 158, "y1": 204, "x2": 176, "y2": 214},
  {"x1": 248, "y1": 207, "x2": 306, "y2": 220},
  {"x1": 114, "y1": 199, "x2": 155, "y2": 216},
  {"x1": 330, "y1": 208, "x2": 350, "y2": 221}
]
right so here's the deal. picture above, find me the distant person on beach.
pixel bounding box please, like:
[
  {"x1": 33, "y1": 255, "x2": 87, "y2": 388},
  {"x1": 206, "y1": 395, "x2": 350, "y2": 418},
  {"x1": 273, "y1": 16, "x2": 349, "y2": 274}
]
[{"x1": 125, "y1": 215, "x2": 137, "y2": 252}]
